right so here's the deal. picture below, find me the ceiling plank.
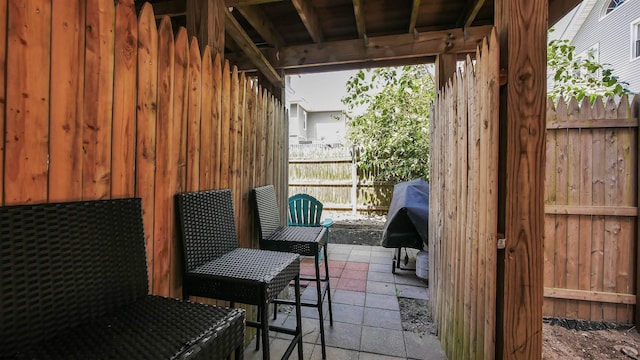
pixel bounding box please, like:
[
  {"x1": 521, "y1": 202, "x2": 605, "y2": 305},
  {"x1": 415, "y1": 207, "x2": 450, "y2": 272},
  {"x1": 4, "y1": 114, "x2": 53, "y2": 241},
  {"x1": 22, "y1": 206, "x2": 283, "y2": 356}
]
[
  {"x1": 235, "y1": 5, "x2": 285, "y2": 47},
  {"x1": 409, "y1": 0, "x2": 421, "y2": 33},
  {"x1": 226, "y1": 0, "x2": 282, "y2": 6},
  {"x1": 270, "y1": 25, "x2": 492, "y2": 70},
  {"x1": 224, "y1": 9, "x2": 283, "y2": 87},
  {"x1": 143, "y1": 0, "x2": 186, "y2": 17},
  {"x1": 456, "y1": 0, "x2": 486, "y2": 28},
  {"x1": 549, "y1": 0, "x2": 582, "y2": 26},
  {"x1": 291, "y1": 0, "x2": 323, "y2": 43},
  {"x1": 352, "y1": 0, "x2": 366, "y2": 39}
]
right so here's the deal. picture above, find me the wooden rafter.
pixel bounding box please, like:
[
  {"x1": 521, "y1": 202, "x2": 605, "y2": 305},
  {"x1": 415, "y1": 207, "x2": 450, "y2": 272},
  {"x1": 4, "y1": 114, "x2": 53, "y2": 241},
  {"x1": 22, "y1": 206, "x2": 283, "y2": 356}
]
[
  {"x1": 456, "y1": 0, "x2": 486, "y2": 28},
  {"x1": 142, "y1": 0, "x2": 185, "y2": 17},
  {"x1": 235, "y1": 5, "x2": 285, "y2": 47},
  {"x1": 270, "y1": 25, "x2": 492, "y2": 70},
  {"x1": 409, "y1": 0, "x2": 421, "y2": 33},
  {"x1": 352, "y1": 0, "x2": 366, "y2": 39},
  {"x1": 225, "y1": 0, "x2": 282, "y2": 6},
  {"x1": 224, "y1": 9, "x2": 282, "y2": 87},
  {"x1": 291, "y1": 0, "x2": 323, "y2": 43}
]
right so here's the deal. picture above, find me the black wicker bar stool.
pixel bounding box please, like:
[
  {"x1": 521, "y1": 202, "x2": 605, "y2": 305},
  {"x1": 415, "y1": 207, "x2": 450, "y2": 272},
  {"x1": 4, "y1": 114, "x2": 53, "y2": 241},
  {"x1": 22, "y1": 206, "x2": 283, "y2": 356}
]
[
  {"x1": 251, "y1": 185, "x2": 334, "y2": 360},
  {"x1": 175, "y1": 189, "x2": 303, "y2": 360}
]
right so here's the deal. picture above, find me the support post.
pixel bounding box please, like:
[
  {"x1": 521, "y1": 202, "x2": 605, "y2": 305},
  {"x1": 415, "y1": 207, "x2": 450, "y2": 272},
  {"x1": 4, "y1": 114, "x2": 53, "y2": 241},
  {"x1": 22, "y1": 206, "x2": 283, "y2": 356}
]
[
  {"x1": 436, "y1": 53, "x2": 456, "y2": 90},
  {"x1": 187, "y1": 0, "x2": 225, "y2": 57},
  {"x1": 495, "y1": 0, "x2": 546, "y2": 358}
]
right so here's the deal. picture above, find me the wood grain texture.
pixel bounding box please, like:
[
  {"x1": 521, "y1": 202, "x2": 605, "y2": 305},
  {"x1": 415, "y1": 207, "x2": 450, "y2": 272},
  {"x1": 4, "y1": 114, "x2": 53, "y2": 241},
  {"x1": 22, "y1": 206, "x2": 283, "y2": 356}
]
[
  {"x1": 49, "y1": 0, "x2": 84, "y2": 202},
  {"x1": 5, "y1": 0, "x2": 51, "y2": 204},
  {"x1": 186, "y1": 38, "x2": 202, "y2": 192},
  {"x1": 500, "y1": 0, "x2": 546, "y2": 356},
  {"x1": 135, "y1": 2, "x2": 158, "y2": 289},
  {"x1": 83, "y1": 0, "x2": 115, "y2": 200},
  {"x1": 152, "y1": 16, "x2": 175, "y2": 297},
  {"x1": 111, "y1": 0, "x2": 137, "y2": 199},
  {"x1": 0, "y1": 0, "x2": 5, "y2": 205},
  {"x1": 199, "y1": 46, "x2": 213, "y2": 190},
  {"x1": 219, "y1": 60, "x2": 231, "y2": 189}
]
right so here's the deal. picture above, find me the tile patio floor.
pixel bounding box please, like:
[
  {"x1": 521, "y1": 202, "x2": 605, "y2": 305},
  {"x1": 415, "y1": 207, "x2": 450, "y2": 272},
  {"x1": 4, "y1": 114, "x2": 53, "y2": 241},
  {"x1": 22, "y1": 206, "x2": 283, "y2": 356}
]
[{"x1": 245, "y1": 244, "x2": 447, "y2": 360}]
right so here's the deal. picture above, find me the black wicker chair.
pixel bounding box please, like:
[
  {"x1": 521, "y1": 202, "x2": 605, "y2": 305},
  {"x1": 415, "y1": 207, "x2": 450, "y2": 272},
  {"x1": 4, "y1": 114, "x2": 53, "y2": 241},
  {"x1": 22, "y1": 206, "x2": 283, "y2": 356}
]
[
  {"x1": 251, "y1": 185, "x2": 334, "y2": 359},
  {"x1": 0, "y1": 198, "x2": 245, "y2": 360},
  {"x1": 175, "y1": 189, "x2": 303, "y2": 360}
]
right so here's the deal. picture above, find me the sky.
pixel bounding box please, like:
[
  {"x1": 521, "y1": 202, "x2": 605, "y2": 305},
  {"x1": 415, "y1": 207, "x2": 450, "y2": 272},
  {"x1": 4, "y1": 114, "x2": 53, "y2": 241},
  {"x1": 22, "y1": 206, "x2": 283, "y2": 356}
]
[{"x1": 286, "y1": 70, "x2": 358, "y2": 112}]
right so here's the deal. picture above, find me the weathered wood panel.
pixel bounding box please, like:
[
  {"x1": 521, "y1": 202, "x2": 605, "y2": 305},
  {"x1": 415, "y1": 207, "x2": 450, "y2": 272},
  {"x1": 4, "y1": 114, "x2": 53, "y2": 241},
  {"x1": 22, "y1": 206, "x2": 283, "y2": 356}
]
[
  {"x1": 49, "y1": 0, "x2": 84, "y2": 202},
  {"x1": 544, "y1": 95, "x2": 639, "y2": 324},
  {"x1": 0, "y1": 0, "x2": 5, "y2": 205},
  {"x1": 429, "y1": 29, "x2": 499, "y2": 359}
]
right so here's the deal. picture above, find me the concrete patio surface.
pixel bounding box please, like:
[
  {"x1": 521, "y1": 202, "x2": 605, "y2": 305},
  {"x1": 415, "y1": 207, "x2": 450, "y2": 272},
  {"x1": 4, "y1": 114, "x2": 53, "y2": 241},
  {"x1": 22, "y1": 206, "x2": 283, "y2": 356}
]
[{"x1": 245, "y1": 244, "x2": 447, "y2": 360}]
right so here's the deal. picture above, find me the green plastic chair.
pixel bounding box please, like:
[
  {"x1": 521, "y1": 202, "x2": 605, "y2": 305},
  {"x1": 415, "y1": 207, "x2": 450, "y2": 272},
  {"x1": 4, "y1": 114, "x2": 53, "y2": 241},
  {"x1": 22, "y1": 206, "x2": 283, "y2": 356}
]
[{"x1": 288, "y1": 194, "x2": 333, "y2": 262}]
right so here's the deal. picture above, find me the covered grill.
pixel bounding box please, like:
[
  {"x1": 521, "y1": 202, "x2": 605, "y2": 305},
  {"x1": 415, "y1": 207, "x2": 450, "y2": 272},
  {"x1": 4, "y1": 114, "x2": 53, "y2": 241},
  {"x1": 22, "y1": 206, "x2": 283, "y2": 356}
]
[{"x1": 381, "y1": 178, "x2": 429, "y2": 272}]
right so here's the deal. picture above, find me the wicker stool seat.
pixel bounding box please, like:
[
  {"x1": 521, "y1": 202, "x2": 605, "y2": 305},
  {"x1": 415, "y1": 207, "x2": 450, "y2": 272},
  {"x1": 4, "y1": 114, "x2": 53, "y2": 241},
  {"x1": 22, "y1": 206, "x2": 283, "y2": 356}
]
[
  {"x1": 176, "y1": 189, "x2": 303, "y2": 360},
  {"x1": 251, "y1": 185, "x2": 334, "y2": 359}
]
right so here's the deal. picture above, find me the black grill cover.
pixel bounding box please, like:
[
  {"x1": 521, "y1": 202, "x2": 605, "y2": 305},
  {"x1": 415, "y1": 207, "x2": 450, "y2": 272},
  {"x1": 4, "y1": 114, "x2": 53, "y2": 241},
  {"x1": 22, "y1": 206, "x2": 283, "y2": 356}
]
[{"x1": 381, "y1": 178, "x2": 429, "y2": 249}]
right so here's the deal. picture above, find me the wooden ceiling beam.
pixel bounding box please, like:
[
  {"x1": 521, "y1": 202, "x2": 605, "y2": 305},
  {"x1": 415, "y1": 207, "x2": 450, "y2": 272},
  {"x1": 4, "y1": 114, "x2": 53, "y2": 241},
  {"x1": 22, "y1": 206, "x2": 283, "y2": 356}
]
[
  {"x1": 291, "y1": 0, "x2": 323, "y2": 43},
  {"x1": 270, "y1": 25, "x2": 492, "y2": 70},
  {"x1": 142, "y1": 0, "x2": 186, "y2": 17},
  {"x1": 235, "y1": 5, "x2": 285, "y2": 47},
  {"x1": 352, "y1": 0, "x2": 366, "y2": 39},
  {"x1": 548, "y1": 0, "x2": 582, "y2": 26},
  {"x1": 456, "y1": 0, "x2": 486, "y2": 28},
  {"x1": 409, "y1": 0, "x2": 421, "y2": 33},
  {"x1": 225, "y1": 0, "x2": 282, "y2": 6},
  {"x1": 224, "y1": 9, "x2": 283, "y2": 87}
]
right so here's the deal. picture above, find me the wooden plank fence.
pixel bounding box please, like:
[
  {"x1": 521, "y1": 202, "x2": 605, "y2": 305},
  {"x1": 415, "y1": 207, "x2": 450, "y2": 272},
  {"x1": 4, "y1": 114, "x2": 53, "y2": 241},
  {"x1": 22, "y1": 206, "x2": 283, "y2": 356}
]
[
  {"x1": 0, "y1": 0, "x2": 288, "y2": 308},
  {"x1": 544, "y1": 94, "x2": 640, "y2": 324},
  {"x1": 429, "y1": 30, "x2": 499, "y2": 359}
]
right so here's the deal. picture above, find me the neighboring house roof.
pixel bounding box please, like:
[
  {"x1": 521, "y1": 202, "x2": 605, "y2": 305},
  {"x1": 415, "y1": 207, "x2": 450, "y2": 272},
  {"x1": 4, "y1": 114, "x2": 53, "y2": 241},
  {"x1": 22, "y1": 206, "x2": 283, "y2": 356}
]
[{"x1": 556, "y1": 0, "x2": 599, "y2": 42}]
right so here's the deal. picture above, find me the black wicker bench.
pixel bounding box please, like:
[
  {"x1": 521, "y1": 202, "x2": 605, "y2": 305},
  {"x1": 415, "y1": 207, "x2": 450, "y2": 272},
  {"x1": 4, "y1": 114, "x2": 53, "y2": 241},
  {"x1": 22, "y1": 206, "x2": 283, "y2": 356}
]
[{"x1": 0, "y1": 198, "x2": 245, "y2": 360}]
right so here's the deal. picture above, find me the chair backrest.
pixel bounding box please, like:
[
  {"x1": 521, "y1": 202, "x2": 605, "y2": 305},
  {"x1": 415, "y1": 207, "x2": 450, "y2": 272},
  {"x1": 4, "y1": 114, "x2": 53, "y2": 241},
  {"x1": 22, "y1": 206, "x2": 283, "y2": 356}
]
[
  {"x1": 251, "y1": 185, "x2": 281, "y2": 239},
  {"x1": 175, "y1": 189, "x2": 239, "y2": 273},
  {"x1": 288, "y1": 193, "x2": 323, "y2": 226},
  {"x1": 0, "y1": 198, "x2": 149, "y2": 355}
]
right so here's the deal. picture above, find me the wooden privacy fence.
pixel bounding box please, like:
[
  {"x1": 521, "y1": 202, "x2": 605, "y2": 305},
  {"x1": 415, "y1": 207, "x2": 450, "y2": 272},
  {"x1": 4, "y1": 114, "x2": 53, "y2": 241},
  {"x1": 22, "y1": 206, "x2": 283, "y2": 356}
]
[
  {"x1": 429, "y1": 30, "x2": 499, "y2": 360},
  {"x1": 0, "y1": 1, "x2": 288, "y2": 302},
  {"x1": 288, "y1": 155, "x2": 393, "y2": 214},
  {"x1": 544, "y1": 95, "x2": 640, "y2": 324}
]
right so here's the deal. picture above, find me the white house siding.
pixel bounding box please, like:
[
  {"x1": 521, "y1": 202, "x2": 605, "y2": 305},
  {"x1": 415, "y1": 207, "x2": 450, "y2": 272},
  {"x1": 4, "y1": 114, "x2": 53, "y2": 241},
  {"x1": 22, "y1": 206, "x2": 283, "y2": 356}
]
[
  {"x1": 570, "y1": 0, "x2": 640, "y2": 93},
  {"x1": 307, "y1": 111, "x2": 346, "y2": 143}
]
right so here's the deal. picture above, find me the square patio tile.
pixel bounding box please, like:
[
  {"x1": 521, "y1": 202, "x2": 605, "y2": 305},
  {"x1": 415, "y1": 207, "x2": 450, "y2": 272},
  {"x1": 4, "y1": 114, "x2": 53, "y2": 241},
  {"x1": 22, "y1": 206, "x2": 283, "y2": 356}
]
[
  {"x1": 337, "y1": 278, "x2": 367, "y2": 292},
  {"x1": 344, "y1": 262, "x2": 369, "y2": 271},
  {"x1": 323, "y1": 321, "x2": 362, "y2": 351},
  {"x1": 366, "y1": 281, "x2": 396, "y2": 296},
  {"x1": 370, "y1": 255, "x2": 392, "y2": 265},
  {"x1": 358, "y1": 353, "x2": 406, "y2": 360},
  {"x1": 360, "y1": 326, "x2": 406, "y2": 357},
  {"x1": 365, "y1": 293, "x2": 399, "y2": 311},
  {"x1": 327, "y1": 260, "x2": 347, "y2": 269},
  {"x1": 309, "y1": 345, "x2": 359, "y2": 360},
  {"x1": 332, "y1": 289, "x2": 366, "y2": 306},
  {"x1": 331, "y1": 303, "x2": 364, "y2": 325},
  {"x1": 363, "y1": 308, "x2": 402, "y2": 330},
  {"x1": 328, "y1": 253, "x2": 349, "y2": 261},
  {"x1": 367, "y1": 271, "x2": 395, "y2": 283},
  {"x1": 393, "y1": 273, "x2": 427, "y2": 286},
  {"x1": 367, "y1": 263, "x2": 391, "y2": 273},
  {"x1": 342, "y1": 269, "x2": 368, "y2": 280},
  {"x1": 404, "y1": 331, "x2": 446, "y2": 360},
  {"x1": 348, "y1": 254, "x2": 371, "y2": 262}
]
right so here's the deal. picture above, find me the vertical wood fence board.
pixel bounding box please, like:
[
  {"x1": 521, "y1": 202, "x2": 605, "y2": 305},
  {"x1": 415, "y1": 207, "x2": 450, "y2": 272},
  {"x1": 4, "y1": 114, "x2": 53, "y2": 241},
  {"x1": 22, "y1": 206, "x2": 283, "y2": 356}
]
[
  {"x1": 544, "y1": 99, "x2": 558, "y2": 317},
  {"x1": 49, "y1": 0, "x2": 84, "y2": 202},
  {"x1": 0, "y1": 0, "x2": 5, "y2": 205},
  {"x1": 210, "y1": 53, "x2": 223, "y2": 190},
  {"x1": 186, "y1": 38, "x2": 201, "y2": 192},
  {"x1": 554, "y1": 99, "x2": 569, "y2": 318},
  {"x1": 590, "y1": 97, "x2": 607, "y2": 321},
  {"x1": 171, "y1": 27, "x2": 189, "y2": 298},
  {"x1": 461, "y1": 58, "x2": 473, "y2": 360},
  {"x1": 228, "y1": 67, "x2": 240, "y2": 221},
  {"x1": 635, "y1": 94, "x2": 640, "y2": 329},
  {"x1": 577, "y1": 97, "x2": 593, "y2": 321},
  {"x1": 566, "y1": 99, "x2": 582, "y2": 319},
  {"x1": 219, "y1": 60, "x2": 231, "y2": 189},
  {"x1": 473, "y1": 45, "x2": 483, "y2": 359},
  {"x1": 240, "y1": 77, "x2": 256, "y2": 248},
  {"x1": 135, "y1": 3, "x2": 158, "y2": 286},
  {"x1": 152, "y1": 16, "x2": 175, "y2": 297},
  {"x1": 199, "y1": 46, "x2": 213, "y2": 190},
  {"x1": 111, "y1": 0, "x2": 137, "y2": 199},
  {"x1": 83, "y1": 0, "x2": 114, "y2": 200},
  {"x1": 5, "y1": 0, "x2": 51, "y2": 204}
]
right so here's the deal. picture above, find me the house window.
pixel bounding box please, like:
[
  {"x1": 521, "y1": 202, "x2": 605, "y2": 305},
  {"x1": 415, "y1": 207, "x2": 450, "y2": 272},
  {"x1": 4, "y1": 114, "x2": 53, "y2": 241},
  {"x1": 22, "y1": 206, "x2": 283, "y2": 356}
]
[
  {"x1": 604, "y1": 0, "x2": 625, "y2": 15},
  {"x1": 633, "y1": 19, "x2": 640, "y2": 60}
]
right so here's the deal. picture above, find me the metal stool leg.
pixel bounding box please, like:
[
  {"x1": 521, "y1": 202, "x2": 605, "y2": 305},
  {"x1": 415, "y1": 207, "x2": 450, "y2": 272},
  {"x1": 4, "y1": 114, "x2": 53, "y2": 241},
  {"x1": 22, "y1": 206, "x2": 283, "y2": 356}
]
[
  {"x1": 255, "y1": 306, "x2": 261, "y2": 351},
  {"x1": 315, "y1": 252, "x2": 327, "y2": 359},
  {"x1": 261, "y1": 302, "x2": 270, "y2": 360},
  {"x1": 294, "y1": 274, "x2": 304, "y2": 360},
  {"x1": 323, "y1": 244, "x2": 333, "y2": 325}
]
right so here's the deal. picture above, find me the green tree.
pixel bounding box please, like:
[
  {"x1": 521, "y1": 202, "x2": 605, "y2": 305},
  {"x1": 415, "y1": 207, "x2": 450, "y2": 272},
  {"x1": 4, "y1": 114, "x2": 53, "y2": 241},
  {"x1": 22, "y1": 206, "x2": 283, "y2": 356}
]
[
  {"x1": 547, "y1": 35, "x2": 631, "y2": 103},
  {"x1": 342, "y1": 65, "x2": 435, "y2": 182}
]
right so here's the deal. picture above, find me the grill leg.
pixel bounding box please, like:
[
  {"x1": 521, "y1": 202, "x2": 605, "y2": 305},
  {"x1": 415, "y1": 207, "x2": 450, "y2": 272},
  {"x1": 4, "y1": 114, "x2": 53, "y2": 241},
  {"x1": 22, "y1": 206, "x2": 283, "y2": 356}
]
[{"x1": 294, "y1": 274, "x2": 303, "y2": 360}]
